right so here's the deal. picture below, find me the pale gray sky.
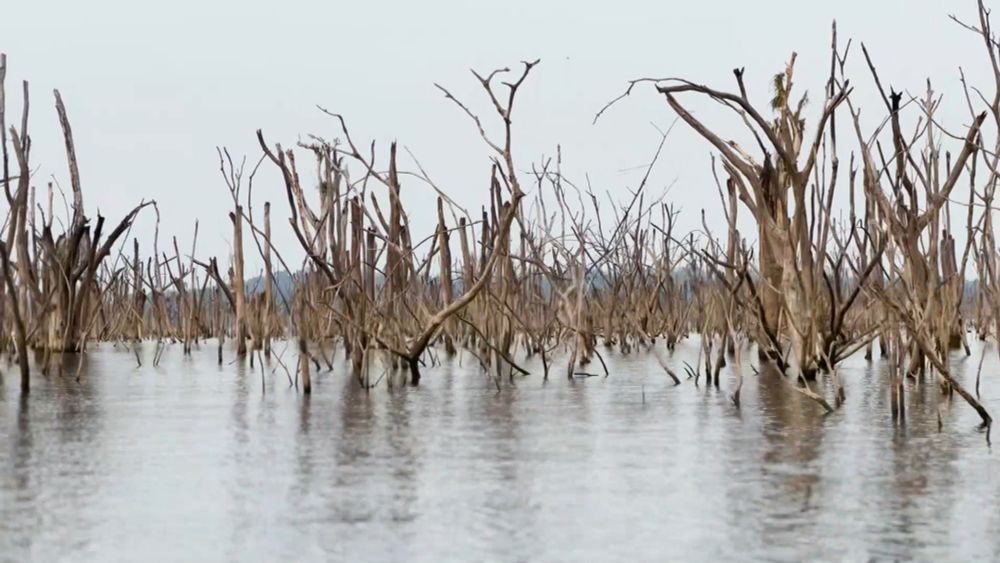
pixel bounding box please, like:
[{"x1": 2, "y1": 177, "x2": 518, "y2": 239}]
[{"x1": 0, "y1": 0, "x2": 987, "y2": 268}]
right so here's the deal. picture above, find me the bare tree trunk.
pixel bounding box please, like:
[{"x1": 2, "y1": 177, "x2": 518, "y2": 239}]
[
  {"x1": 231, "y1": 207, "x2": 248, "y2": 356},
  {"x1": 263, "y1": 202, "x2": 274, "y2": 358}
]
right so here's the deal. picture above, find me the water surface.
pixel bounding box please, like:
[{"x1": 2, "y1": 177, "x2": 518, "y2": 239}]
[{"x1": 1, "y1": 338, "x2": 999, "y2": 561}]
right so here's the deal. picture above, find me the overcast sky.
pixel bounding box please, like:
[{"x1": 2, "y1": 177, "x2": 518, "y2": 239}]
[{"x1": 0, "y1": 0, "x2": 990, "y2": 270}]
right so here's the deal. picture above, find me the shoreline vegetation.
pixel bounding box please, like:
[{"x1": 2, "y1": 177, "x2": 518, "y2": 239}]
[{"x1": 2, "y1": 1, "x2": 1000, "y2": 440}]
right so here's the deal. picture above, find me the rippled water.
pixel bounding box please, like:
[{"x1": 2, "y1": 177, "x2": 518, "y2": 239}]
[{"x1": 1, "y1": 337, "x2": 999, "y2": 562}]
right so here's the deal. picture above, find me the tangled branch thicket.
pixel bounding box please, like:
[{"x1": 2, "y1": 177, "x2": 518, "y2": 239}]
[{"x1": 4, "y1": 1, "x2": 1000, "y2": 436}]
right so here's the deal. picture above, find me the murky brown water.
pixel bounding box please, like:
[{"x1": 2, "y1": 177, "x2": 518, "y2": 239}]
[{"x1": 1, "y1": 337, "x2": 999, "y2": 562}]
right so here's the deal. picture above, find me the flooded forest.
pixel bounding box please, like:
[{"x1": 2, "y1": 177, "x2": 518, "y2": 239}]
[{"x1": 4, "y1": 1, "x2": 1000, "y2": 561}]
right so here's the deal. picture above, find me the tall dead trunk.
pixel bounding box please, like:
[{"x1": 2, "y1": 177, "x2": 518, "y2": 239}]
[
  {"x1": 436, "y1": 197, "x2": 456, "y2": 355},
  {"x1": 230, "y1": 207, "x2": 248, "y2": 356},
  {"x1": 263, "y1": 202, "x2": 274, "y2": 358}
]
